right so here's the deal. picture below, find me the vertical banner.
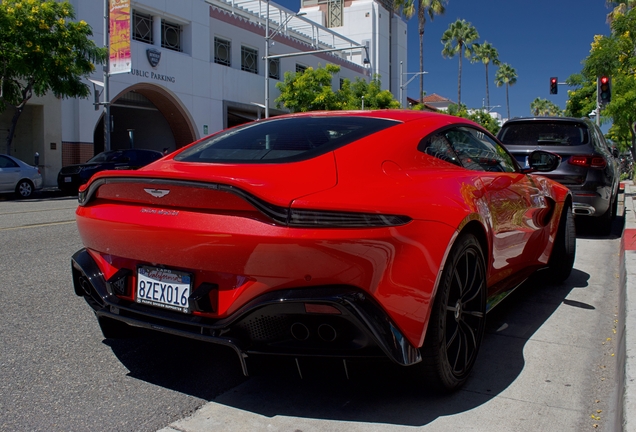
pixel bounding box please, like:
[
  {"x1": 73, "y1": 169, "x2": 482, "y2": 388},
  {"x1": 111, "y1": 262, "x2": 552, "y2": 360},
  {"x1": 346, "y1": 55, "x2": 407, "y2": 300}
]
[{"x1": 109, "y1": 0, "x2": 131, "y2": 75}]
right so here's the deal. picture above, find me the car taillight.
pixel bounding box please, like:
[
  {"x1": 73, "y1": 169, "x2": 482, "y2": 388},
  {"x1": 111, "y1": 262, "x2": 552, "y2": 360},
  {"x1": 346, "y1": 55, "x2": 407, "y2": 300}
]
[{"x1": 568, "y1": 155, "x2": 607, "y2": 169}]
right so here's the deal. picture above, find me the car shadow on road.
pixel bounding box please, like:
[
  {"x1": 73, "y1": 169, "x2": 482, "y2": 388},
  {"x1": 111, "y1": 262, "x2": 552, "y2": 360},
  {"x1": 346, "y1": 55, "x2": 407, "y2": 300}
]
[{"x1": 105, "y1": 266, "x2": 590, "y2": 427}]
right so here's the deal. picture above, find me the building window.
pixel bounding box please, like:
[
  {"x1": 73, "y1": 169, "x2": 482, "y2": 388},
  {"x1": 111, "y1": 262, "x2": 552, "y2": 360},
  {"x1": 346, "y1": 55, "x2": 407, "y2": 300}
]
[
  {"x1": 215, "y1": 37, "x2": 231, "y2": 66},
  {"x1": 296, "y1": 64, "x2": 307, "y2": 74},
  {"x1": 268, "y1": 58, "x2": 280, "y2": 79},
  {"x1": 339, "y1": 78, "x2": 345, "y2": 89},
  {"x1": 133, "y1": 11, "x2": 153, "y2": 44},
  {"x1": 241, "y1": 46, "x2": 258, "y2": 74},
  {"x1": 327, "y1": 0, "x2": 343, "y2": 28},
  {"x1": 162, "y1": 20, "x2": 182, "y2": 52}
]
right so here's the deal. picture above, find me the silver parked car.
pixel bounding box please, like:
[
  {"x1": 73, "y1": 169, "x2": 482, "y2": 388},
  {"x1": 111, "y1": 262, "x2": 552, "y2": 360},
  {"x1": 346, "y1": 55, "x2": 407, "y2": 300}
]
[{"x1": 0, "y1": 154, "x2": 43, "y2": 198}]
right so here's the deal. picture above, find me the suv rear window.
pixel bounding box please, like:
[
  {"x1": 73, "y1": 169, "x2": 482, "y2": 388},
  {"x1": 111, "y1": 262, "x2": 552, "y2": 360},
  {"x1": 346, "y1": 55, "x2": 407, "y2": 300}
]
[
  {"x1": 498, "y1": 122, "x2": 590, "y2": 146},
  {"x1": 175, "y1": 116, "x2": 399, "y2": 163}
]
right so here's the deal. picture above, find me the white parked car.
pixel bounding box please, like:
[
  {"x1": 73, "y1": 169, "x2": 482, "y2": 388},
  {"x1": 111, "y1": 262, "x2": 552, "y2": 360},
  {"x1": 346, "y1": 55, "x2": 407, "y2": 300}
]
[{"x1": 0, "y1": 154, "x2": 43, "y2": 198}]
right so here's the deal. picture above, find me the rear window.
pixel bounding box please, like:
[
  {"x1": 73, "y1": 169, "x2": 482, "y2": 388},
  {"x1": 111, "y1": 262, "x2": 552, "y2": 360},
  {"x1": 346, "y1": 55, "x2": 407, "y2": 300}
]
[
  {"x1": 175, "y1": 116, "x2": 399, "y2": 163},
  {"x1": 498, "y1": 122, "x2": 590, "y2": 146}
]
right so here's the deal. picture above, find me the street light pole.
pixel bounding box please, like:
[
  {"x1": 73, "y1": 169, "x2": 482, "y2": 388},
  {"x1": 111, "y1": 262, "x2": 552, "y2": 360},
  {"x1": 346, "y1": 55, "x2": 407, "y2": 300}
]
[
  {"x1": 103, "y1": 0, "x2": 111, "y2": 151},
  {"x1": 399, "y1": 61, "x2": 427, "y2": 108},
  {"x1": 264, "y1": 8, "x2": 309, "y2": 118},
  {"x1": 264, "y1": 0, "x2": 270, "y2": 119}
]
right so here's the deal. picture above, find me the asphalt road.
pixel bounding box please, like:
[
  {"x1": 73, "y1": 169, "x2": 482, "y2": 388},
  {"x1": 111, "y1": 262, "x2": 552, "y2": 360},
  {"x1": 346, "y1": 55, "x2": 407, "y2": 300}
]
[{"x1": 0, "y1": 194, "x2": 623, "y2": 432}]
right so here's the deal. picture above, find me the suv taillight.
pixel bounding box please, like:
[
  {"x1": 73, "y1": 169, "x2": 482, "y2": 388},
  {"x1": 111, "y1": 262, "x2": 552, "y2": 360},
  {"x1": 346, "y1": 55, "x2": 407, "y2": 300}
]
[{"x1": 568, "y1": 155, "x2": 607, "y2": 169}]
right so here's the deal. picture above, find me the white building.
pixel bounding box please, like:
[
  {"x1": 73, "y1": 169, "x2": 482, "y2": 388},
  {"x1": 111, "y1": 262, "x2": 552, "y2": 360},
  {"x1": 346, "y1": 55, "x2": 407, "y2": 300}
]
[{"x1": 0, "y1": 0, "x2": 407, "y2": 188}]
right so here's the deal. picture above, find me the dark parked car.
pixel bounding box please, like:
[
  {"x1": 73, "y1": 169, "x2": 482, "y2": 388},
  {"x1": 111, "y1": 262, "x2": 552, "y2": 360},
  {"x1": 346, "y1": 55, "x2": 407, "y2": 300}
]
[
  {"x1": 497, "y1": 117, "x2": 620, "y2": 233},
  {"x1": 57, "y1": 149, "x2": 163, "y2": 194}
]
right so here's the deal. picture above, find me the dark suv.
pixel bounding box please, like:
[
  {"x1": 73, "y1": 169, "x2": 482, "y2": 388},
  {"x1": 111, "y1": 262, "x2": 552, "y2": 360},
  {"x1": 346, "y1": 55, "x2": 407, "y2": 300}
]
[
  {"x1": 58, "y1": 149, "x2": 163, "y2": 194},
  {"x1": 497, "y1": 117, "x2": 619, "y2": 233}
]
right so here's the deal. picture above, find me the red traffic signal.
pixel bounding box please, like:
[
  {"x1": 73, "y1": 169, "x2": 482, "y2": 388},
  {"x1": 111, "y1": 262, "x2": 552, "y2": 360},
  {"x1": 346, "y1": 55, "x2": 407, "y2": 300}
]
[
  {"x1": 550, "y1": 77, "x2": 558, "y2": 94},
  {"x1": 598, "y1": 76, "x2": 611, "y2": 105}
]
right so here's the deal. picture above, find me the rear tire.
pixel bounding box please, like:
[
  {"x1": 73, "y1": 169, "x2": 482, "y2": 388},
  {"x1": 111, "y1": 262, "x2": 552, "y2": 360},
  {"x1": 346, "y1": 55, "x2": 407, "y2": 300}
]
[
  {"x1": 416, "y1": 233, "x2": 486, "y2": 392},
  {"x1": 598, "y1": 195, "x2": 615, "y2": 235},
  {"x1": 15, "y1": 180, "x2": 33, "y2": 198},
  {"x1": 546, "y1": 205, "x2": 576, "y2": 282}
]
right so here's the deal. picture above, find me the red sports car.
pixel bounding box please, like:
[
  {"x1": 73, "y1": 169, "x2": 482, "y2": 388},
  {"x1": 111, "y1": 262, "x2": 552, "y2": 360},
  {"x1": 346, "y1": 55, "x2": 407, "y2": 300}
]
[{"x1": 71, "y1": 110, "x2": 575, "y2": 391}]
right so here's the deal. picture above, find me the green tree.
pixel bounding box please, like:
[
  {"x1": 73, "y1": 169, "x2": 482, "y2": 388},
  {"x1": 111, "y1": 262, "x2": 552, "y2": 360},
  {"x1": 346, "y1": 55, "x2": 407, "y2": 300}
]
[
  {"x1": 347, "y1": 75, "x2": 401, "y2": 110},
  {"x1": 0, "y1": 0, "x2": 106, "y2": 154},
  {"x1": 530, "y1": 97, "x2": 563, "y2": 116},
  {"x1": 446, "y1": 103, "x2": 501, "y2": 135},
  {"x1": 275, "y1": 64, "x2": 344, "y2": 112},
  {"x1": 564, "y1": 73, "x2": 597, "y2": 118},
  {"x1": 441, "y1": 19, "x2": 479, "y2": 106},
  {"x1": 606, "y1": 0, "x2": 635, "y2": 23},
  {"x1": 275, "y1": 64, "x2": 399, "y2": 112},
  {"x1": 576, "y1": 8, "x2": 636, "y2": 157},
  {"x1": 494, "y1": 63, "x2": 517, "y2": 120},
  {"x1": 396, "y1": 0, "x2": 447, "y2": 101}
]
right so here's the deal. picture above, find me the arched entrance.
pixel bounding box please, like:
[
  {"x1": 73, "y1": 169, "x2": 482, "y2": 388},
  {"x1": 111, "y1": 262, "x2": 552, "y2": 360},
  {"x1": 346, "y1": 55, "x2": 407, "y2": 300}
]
[{"x1": 93, "y1": 83, "x2": 196, "y2": 155}]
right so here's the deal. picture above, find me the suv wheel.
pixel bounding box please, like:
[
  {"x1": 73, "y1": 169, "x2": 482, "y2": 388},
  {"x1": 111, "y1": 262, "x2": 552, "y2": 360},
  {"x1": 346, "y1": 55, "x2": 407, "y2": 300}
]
[{"x1": 598, "y1": 195, "x2": 615, "y2": 235}]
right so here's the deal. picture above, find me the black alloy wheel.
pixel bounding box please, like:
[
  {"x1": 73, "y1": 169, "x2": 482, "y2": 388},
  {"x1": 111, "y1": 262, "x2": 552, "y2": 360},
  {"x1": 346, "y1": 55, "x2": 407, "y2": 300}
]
[{"x1": 418, "y1": 233, "x2": 486, "y2": 392}]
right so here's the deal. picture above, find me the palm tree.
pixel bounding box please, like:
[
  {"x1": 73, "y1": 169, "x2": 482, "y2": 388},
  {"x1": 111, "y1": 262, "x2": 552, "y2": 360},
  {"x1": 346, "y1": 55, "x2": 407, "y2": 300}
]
[
  {"x1": 394, "y1": 0, "x2": 447, "y2": 102},
  {"x1": 494, "y1": 63, "x2": 517, "y2": 120},
  {"x1": 441, "y1": 19, "x2": 479, "y2": 106},
  {"x1": 472, "y1": 42, "x2": 500, "y2": 111},
  {"x1": 530, "y1": 97, "x2": 549, "y2": 116}
]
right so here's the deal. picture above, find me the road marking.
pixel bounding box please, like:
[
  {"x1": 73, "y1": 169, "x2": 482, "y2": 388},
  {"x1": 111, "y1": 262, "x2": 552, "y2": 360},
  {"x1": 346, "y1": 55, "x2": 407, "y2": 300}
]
[
  {"x1": 0, "y1": 207, "x2": 77, "y2": 216},
  {"x1": 0, "y1": 220, "x2": 76, "y2": 231}
]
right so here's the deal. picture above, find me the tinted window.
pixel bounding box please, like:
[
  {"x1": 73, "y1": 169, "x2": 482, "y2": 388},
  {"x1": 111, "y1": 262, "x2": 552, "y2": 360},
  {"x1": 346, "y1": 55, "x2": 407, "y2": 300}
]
[
  {"x1": 419, "y1": 135, "x2": 462, "y2": 167},
  {"x1": 433, "y1": 127, "x2": 516, "y2": 173},
  {"x1": 175, "y1": 116, "x2": 399, "y2": 163},
  {"x1": 0, "y1": 156, "x2": 19, "y2": 168},
  {"x1": 88, "y1": 151, "x2": 124, "y2": 163},
  {"x1": 498, "y1": 122, "x2": 589, "y2": 146},
  {"x1": 135, "y1": 151, "x2": 162, "y2": 165}
]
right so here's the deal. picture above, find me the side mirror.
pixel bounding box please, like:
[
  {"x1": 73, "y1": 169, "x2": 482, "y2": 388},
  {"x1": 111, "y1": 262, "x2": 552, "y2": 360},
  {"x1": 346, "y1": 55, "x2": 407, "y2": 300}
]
[{"x1": 525, "y1": 150, "x2": 561, "y2": 173}]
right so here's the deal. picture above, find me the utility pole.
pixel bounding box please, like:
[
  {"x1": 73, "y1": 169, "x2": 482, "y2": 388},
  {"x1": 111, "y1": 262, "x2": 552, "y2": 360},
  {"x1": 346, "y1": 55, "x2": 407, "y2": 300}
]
[{"x1": 103, "y1": 0, "x2": 111, "y2": 151}]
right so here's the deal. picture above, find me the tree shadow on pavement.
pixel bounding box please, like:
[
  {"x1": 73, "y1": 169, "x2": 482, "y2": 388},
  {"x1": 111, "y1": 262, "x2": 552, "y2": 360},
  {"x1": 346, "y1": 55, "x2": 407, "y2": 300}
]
[{"x1": 106, "y1": 267, "x2": 590, "y2": 427}]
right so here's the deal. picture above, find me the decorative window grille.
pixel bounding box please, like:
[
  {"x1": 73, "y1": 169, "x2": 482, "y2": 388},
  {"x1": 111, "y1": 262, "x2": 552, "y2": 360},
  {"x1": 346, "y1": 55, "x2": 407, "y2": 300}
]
[
  {"x1": 296, "y1": 64, "x2": 307, "y2": 74},
  {"x1": 133, "y1": 11, "x2": 153, "y2": 44},
  {"x1": 215, "y1": 38, "x2": 231, "y2": 66},
  {"x1": 161, "y1": 20, "x2": 182, "y2": 52},
  {"x1": 268, "y1": 58, "x2": 280, "y2": 79},
  {"x1": 327, "y1": 0, "x2": 343, "y2": 28},
  {"x1": 241, "y1": 46, "x2": 258, "y2": 74}
]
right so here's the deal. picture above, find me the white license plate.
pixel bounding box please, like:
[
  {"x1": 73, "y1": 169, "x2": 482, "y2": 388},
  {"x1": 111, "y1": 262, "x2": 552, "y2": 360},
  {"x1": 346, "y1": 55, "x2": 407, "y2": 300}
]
[
  {"x1": 64, "y1": 177, "x2": 72, "y2": 183},
  {"x1": 136, "y1": 266, "x2": 192, "y2": 313}
]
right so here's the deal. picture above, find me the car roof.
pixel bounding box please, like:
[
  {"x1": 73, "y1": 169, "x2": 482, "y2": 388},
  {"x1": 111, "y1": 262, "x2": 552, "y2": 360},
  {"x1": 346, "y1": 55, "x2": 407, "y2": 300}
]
[
  {"x1": 276, "y1": 109, "x2": 465, "y2": 124},
  {"x1": 502, "y1": 116, "x2": 591, "y2": 126}
]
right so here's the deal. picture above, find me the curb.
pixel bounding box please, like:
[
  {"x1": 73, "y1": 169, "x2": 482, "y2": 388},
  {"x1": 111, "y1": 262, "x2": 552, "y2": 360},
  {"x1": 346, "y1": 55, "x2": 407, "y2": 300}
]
[{"x1": 621, "y1": 180, "x2": 635, "y2": 431}]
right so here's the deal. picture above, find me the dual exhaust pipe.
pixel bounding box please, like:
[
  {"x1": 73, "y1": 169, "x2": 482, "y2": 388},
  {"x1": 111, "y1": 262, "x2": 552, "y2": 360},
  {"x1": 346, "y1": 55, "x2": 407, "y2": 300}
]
[{"x1": 291, "y1": 322, "x2": 337, "y2": 342}]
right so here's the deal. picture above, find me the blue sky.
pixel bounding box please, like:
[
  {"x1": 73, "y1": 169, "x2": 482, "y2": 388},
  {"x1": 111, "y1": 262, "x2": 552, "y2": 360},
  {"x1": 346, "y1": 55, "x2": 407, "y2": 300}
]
[{"x1": 275, "y1": 0, "x2": 612, "y2": 119}]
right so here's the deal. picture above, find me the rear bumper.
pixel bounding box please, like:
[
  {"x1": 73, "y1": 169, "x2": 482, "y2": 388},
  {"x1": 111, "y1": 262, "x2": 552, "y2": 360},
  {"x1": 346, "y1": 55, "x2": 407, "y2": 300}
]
[
  {"x1": 570, "y1": 184, "x2": 612, "y2": 217},
  {"x1": 71, "y1": 248, "x2": 421, "y2": 375}
]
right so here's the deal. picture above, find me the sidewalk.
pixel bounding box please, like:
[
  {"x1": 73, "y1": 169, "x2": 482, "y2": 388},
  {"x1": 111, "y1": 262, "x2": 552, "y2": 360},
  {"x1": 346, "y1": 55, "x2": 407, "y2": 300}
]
[
  {"x1": 156, "y1": 184, "x2": 636, "y2": 432},
  {"x1": 621, "y1": 180, "x2": 636, "y2": 430}
]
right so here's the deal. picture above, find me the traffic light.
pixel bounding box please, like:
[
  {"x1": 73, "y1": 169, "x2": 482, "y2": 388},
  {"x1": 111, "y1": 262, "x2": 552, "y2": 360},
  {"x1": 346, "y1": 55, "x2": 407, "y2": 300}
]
[
  {"x1": 550, "y1": 77, "x2": 558, "y2": 94},
  {"x1": 598, "y1": 75, "x2": 611, "y2": 105}
]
